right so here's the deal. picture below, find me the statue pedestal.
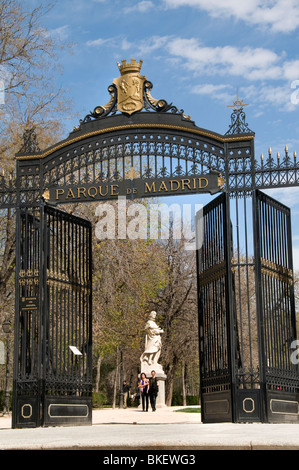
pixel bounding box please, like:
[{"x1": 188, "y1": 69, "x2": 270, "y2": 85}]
[{"x1": 155, "y1": 373, "x2": 167, "y2": 408}]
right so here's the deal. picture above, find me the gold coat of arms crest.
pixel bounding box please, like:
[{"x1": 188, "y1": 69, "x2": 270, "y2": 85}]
[{"x1": 113, "y1": 59, "x2": 146, "y2": 115}]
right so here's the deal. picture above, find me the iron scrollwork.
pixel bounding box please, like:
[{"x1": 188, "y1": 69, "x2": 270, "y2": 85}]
[
  {"x1": 225, "y1": 107, "x2": 254, "y2": 136},
  {"x1": 143, "y1": 80, "x2": 190, "y2": 119},
  {"x1": 79, "y1": 84, "x2": 118, "y2": 125}
]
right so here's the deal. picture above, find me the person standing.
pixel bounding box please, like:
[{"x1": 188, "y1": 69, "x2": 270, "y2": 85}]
[
  {"x1": 122, "y1": 380, "x2": 130, "y2": 409},
  {"x1": 138, "y1": 372, "x2": 149, "y2": 411},
  {"x1": 149, "y1": 370, "x2": 159, "y2": 411}
]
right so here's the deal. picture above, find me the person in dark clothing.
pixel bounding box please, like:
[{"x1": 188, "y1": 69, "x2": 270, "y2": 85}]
[
  {"x1": 122, "y1": 380, "x2": 130, "y2": 408},
  {"x1": 149, "y1": 370, "x2": 159, "y2": 411},
  {"x1": 138, "y1": 372, "x2": 149, "y2": 411}
]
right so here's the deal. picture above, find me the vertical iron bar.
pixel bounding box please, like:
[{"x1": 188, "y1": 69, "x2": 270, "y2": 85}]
[{"x1": 253, "y1": 190, "x2": 267, "y2": 422}]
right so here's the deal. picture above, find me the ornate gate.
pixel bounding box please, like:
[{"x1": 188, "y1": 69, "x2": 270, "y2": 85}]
[
  {"x1": 13, "y1": 207, "x2": 41, "y2": 427},
  {"x1": 196, "y1": 188, "x2": 299, "y2": 423},
  {"x1": 0, "y1": 58, "x2": 298, "y2": 426},
  {"x1": 254, "y1": 190, "x2": 298, "y2": 422},
  {"x1": 196, "y1": 193, "x2": 234, "y2": 422},
  {"x1": 12, "y1": 204, "x2": 92, "y2": 428}
]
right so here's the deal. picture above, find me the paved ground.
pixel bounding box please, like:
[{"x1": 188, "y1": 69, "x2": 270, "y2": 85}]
[{"x1": 1, "y1": 406, "x2": 299, "y2": 451}]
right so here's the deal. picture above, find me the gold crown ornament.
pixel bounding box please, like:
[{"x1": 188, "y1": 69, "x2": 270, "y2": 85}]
[{"x1": 117, "y1": 58, "x2": 143, "y2": 75}]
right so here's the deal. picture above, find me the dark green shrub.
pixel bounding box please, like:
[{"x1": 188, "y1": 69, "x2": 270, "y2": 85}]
[{"x1": 92, "y1": 392, "x2": 107, "y2": 408}]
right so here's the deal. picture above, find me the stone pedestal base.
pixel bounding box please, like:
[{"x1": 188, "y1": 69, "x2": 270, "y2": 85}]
[{"x1": 155, "y1": 375, "x2": 167, "y2": 408}]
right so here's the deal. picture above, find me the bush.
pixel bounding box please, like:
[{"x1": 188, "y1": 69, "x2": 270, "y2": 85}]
[
  {"x1": 0, "y1": 390, "x2": 4, "y2": 411},
  {"x1": 171, "y1": 391, "x2": 182, "y2": 406},
  {"x1": 171, "y1": 393, "x2": 200, "y2": 406},
  {"x1": 92, "y1": 392, "x2": 107, "y2": 408},
  {"x1": 186, "y1": 395, "x2": 200, "y2": 406},
  {"x1": 0, "y1": 390, "x2": 12, "y2": 412}
]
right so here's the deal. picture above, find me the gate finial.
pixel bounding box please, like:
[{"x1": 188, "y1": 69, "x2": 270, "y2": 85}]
[
  {"x1": 227, "y1": 88, "x2": 248, "y2": 111},
  {"x1": 19, "y1": 126, "x2": 41, "y2": 154},
  {"x1": 225, "y1": 89, "x2": 253, "y2": 136}
]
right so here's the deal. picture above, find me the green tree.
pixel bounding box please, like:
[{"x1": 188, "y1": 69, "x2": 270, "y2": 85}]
[{"x1": 153, "y1": 236, "x2": 199, "y2": 406}]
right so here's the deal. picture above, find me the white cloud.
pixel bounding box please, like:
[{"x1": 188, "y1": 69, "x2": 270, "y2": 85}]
[
  {"x1": 156, "y1": 37, "x2": 299, "y2": 110},
  {"x1": 86, "y1": 37, "x2": 114, "y2": 47},
  {"x1": 193, "y1": 83, "x2": 234, "y2": 104},
  {"x1": 242, "y1": 84, "x2": 297, "y2": 112},
  {"x1": 84, "y1": 32, "x2": 299, "y2": 111},
  {"x1": 163, "y1": 0, "x2": 299, "y2": 33},
  {"x1": 284, "y1": 60, "x2": 299, "y2": 81},
  {"x1": 134, "y1": 35, "x2": 170, "y2": 55},
  {"x1": 165, "y1": 38, "x2": 283, "y2": 80},
  {"x1": 121, "y1": 38, "x2": 133, "y2": 51},
  {"x1": 191, "y1": 81, "x2": 297, "y2": 112},
  {"x1": 86, "y1": 34, "x2": 169, "y2": 55},
  {"x1": 124, "y1": 1, "x2": 154, "y2": 14},
  {"x1": 44, "y1": 25, "x2": 70, "y2": 41},
  {"x1": 263, "y1": 187, "x2": 299, "y2": 207}
]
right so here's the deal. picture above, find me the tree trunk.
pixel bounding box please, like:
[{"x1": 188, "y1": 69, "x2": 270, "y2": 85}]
[
  {"x1": 165, "y1": 356, "x2": 179, "y2": 406},
  {"x1": 112, "y1": 348, "x2": 119, "y2": 409},
  {"x1": 119, "y1": 348, "x2": 124, "y2": 409},
  {"x1": 182, "y1": 361, "x2": 187, "y2": 406}
]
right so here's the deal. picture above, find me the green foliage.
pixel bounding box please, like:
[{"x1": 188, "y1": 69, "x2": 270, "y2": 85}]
[
  {"x1": 92, "y1": 392, "x2": 107, "y2": 408},
  {"x1": 171, "y1": 392, "x2": 200, "y2": 406},
  {"x1": 174, "y1": 407, "x2": 201, "y2": 413},
  {"x1": 92, "y1": 234, "x2": 169, "y2": 357},
  {"x1": 0, "y1": 390, "x2": 12, "y2": 411}
]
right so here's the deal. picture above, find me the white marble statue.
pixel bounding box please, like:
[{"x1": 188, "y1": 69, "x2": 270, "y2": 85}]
[{"x1": 140, "y1": 311, "x2": 164, "y2": 373}]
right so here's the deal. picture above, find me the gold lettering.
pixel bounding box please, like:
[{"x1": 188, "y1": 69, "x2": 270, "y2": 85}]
[
  {"x1": 158, "y1": 181, "x2": 168, "y2": 192},
  {"x1": 198, "y1": 178, "x2": 208, "y2": 189},
  {"x1": 88, "y1": 186, "x2": 97, "y2": 198},
  {"x1": 66, "y1": 188, "x2": 75, "y2": 199},
  {"x1": 170, "y1": 180, "x2": 180, "y2": 191},
  {"x1": 56, "y1": 188, "x2": 64, "y2": 200},
  {"x1": 181, "y1": 178, "x2": 191, "y2": 190},
  {"x1": 145, "y1": 182, "x2": 156, "y2": 193},
  {"x1": 110, "y1": 184, "x2": 119, "y2": 196},
  {"x1": 77, "y1": 187, "x2": 87, "y2": 199},
  {"x1": 99, "y1": 185, "x2": 109, "y2": 197},
  {"x1": 193, "y1": 178, "x2": 196, "y2": 189},
  {"x1": 127, "y1": 187, "x2": 137, "y2": 195}
]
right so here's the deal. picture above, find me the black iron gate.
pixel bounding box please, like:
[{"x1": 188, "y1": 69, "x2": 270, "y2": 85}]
[
  {"x1": 197, "y1": 189, "x2": 299, "y2": 423},
  {"x1": 254, "y1": 190, "x2": 299, "y2": 422},
  {"x1": 196, "y1": 193, "x2": 234, "y2": 422},
  {"x1": 12, "y1": 208, "x2": 41, "y2": 427},
  {"x1": 12, "y1": 204, "x2": 92, "y2": 428}
]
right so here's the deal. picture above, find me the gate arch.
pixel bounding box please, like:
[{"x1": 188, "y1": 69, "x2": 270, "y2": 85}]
[{"x1": 18, "y1": 112, "x2": 229, "y2": 206}]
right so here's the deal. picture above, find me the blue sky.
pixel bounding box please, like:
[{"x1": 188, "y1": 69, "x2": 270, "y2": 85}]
[{"x1": 32, "y1": 0, "x2": 299, "y2": 268}]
